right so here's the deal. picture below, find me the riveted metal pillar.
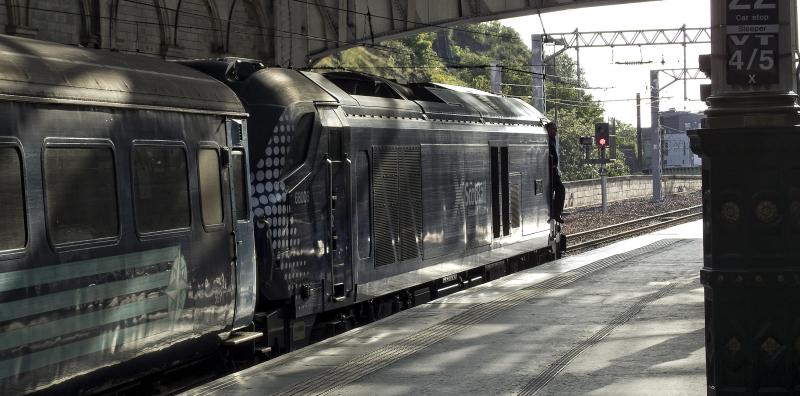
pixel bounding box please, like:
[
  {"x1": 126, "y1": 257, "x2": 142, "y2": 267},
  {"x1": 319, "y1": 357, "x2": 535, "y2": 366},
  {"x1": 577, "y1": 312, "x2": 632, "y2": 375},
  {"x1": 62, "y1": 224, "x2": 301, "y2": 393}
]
[{"x1": 688, "y1": 0, "x2": 800, "y2": 394}]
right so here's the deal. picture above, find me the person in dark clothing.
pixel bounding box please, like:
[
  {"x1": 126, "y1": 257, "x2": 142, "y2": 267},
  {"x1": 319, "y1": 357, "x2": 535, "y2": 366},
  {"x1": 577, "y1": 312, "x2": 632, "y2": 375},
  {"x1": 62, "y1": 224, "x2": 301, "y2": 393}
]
[{"x1": 546, "y1": 122, "x2": 566, "y2": 223}]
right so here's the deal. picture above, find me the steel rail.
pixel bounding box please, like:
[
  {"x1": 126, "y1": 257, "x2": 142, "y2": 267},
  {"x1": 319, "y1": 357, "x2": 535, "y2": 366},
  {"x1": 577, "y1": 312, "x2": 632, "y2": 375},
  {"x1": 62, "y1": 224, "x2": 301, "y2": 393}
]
[
  {"x1": 568, "y1": 205, "x2": 702, "y2": 239},
  {"x1": 567, "y1": 206, "x2": 702, "y2": 252}
]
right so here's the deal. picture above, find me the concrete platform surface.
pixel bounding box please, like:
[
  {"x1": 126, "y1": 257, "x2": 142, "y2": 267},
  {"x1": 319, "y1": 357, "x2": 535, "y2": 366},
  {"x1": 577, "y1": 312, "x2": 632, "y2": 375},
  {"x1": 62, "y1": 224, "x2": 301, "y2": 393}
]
[{"x1": 184, "y1": 221, "x2": 705, "y2": 396}]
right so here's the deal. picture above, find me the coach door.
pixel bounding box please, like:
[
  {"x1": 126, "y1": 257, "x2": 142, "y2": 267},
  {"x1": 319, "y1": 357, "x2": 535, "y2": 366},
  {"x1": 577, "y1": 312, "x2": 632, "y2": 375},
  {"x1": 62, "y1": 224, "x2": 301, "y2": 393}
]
[
  {"x1": 226, "y1": 119, "x2": 257, "y2": 329},
  {"x1": 491, "y1": 144, "x2": 511, "y2": 239},
  {"x1": 326, "y1": 127, "x2": 352, "y2": 302}
]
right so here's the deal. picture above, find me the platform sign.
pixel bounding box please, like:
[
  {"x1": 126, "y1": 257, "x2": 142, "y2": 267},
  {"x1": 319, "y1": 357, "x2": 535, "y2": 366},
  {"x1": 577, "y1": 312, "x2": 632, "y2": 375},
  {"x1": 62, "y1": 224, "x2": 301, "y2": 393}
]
[{"x1": 725, "y1": 0, "x2": 780, "y2": 85}]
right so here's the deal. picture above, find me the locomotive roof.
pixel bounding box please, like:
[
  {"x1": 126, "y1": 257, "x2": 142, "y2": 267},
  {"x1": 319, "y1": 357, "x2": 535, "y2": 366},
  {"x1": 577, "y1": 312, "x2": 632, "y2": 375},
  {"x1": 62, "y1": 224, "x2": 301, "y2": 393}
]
[
  {"x1": 312, "y1": 70, "x2": 545, "y2": 125},
  {"x1": 178, "y1": 58, "x2": 545, "y2": 125},
  {"x1": 0, "y1": 35, "x2": 246, "y2": 116}
]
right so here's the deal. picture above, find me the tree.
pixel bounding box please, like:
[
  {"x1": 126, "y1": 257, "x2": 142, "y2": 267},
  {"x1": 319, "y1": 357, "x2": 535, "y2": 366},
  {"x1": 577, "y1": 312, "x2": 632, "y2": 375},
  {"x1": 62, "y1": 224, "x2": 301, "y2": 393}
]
[
  {"x1": 605, "y1": 158, "x2": 631, "y2": 177},
  {"x1": 614, "y1": 120, "x2": 638, "y2": 150},
  {"x1": 443, "y1": 22, "x2": 535, "y2": 97},
  {"x1": 543, "y1": 55, "x2": 611, "y2": 181}
]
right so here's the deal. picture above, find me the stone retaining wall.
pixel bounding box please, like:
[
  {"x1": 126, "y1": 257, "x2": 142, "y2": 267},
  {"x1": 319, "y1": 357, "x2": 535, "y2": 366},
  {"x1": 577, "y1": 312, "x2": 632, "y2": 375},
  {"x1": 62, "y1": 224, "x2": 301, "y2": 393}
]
[{"x1": 563, "y1": 175, "x2": 702, "y2": 209}]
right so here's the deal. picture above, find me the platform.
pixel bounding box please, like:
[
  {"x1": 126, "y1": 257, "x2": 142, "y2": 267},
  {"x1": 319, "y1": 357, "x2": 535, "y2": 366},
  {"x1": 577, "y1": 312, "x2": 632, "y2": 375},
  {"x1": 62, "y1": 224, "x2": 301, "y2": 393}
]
[{"x1": 185, "y1": 221, "x2": 705, "y2": 396}]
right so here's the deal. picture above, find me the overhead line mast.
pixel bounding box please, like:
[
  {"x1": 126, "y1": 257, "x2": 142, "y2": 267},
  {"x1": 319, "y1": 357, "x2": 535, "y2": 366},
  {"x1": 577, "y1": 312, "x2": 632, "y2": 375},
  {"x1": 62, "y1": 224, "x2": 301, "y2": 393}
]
[
  {"x1": 531, "y1": 25, "x2": 712, "y2": 115},
  {"x1": 531, "y1": 26, "x2": 712, "y2": 202}
]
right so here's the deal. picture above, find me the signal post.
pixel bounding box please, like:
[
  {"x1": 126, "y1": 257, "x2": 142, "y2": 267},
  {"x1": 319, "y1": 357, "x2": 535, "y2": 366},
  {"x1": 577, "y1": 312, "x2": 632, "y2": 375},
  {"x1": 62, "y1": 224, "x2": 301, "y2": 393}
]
[
  {"x1": 580, "y1": 123, "x2": 612, "y2": 213},
  {"x1": 688, "y1": 0, "x2": 800, "y2": 393}
]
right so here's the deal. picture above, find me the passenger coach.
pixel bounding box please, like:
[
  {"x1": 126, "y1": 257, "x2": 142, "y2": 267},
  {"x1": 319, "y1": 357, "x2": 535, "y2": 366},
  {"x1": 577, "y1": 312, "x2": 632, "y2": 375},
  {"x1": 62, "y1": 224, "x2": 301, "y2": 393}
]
[{"x1": 0, "y1": 36, "x2": 256, "y2": 394}]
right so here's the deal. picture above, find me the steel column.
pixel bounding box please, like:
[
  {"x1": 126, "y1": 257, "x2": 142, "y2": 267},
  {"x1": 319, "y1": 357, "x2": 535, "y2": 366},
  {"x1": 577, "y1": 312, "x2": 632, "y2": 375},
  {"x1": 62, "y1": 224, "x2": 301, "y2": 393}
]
[
  {"x1": 531, "y1": 34, "x2": 546, "y2": 113},
  {"x1": 650, "y1": 70, "x2": 662, "y2": 202},
  {"x1": 490, "y1": 60, "x2": 502, "y2": 94},
  {"x1": 636, "y1": 92, "x2": 643, "y2": 169}
]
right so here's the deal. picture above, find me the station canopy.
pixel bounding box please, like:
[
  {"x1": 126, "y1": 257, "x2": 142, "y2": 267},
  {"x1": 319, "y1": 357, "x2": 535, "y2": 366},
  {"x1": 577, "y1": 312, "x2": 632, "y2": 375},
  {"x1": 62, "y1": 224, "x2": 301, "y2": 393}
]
[{"x1": 286, "y1": 0, "x2": 657, "y2": 65}]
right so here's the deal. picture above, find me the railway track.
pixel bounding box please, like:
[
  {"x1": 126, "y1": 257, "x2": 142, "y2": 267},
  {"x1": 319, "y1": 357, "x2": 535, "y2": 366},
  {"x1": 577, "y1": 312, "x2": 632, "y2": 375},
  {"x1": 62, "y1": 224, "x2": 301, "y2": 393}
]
[{"x1": 565, "y1": 205, "x2": 703, "y2": 253}]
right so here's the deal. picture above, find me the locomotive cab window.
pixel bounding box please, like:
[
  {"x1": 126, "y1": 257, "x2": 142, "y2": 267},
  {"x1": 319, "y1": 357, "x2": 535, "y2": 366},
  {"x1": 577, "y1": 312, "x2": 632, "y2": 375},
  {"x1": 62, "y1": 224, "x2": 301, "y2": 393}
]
[
  {"x1": 44, "y1": 145, "x2": 119, "y2": 245},
  {"x1": 198, "y1": 146, "x2": 224, "y2": 227},
  {"x1": 132, "y1": 144, "x2": 191, "y2": 234},
  {"x1": 285, "y1": 114, "x2": 314, "y2": 173},
  {"x1": 0, "y1": 146, "x2": 26, "y2": 251}
]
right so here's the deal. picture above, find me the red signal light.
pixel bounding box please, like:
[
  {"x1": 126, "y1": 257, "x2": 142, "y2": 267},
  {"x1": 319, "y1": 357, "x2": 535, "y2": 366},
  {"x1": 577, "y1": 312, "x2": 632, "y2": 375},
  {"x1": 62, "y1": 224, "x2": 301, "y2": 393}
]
[{"x1": 595, "y1": 122, "x2": 610, "y2": 148}]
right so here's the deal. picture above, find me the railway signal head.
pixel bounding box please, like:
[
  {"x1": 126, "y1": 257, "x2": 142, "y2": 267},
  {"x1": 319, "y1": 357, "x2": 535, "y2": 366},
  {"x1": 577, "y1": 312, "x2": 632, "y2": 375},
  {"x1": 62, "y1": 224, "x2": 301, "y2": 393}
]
[{"x1": 595, "y1": 123, "x2": 610, "y2": 148}]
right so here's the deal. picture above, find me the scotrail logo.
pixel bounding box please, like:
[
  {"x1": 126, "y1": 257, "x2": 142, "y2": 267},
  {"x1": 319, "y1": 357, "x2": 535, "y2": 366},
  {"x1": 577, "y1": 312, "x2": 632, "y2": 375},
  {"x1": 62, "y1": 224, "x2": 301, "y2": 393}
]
[{"x1": 463, "y1": 181, "x2": 487, "y2": 207}]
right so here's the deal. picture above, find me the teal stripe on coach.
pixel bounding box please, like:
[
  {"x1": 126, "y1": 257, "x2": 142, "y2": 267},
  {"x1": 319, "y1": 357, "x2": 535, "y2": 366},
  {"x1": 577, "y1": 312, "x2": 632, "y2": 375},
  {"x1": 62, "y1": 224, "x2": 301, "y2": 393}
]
[
  {"x1": 0, "y1": 296, "x2": 169, "y2": 351},
  {"x1": 0, "y1": 318, "x2": 173, "y2": 380},
  {"x1": 0, "y1": 272, "x2": 171, "y2": 322},
  {"x1": 0, "y1": 246, "x2": 180, "y2": 293}
]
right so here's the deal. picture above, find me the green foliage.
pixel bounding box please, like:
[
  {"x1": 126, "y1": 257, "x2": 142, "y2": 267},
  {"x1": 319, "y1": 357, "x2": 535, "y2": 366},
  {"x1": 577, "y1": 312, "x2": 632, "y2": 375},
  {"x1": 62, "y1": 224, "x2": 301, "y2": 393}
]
[
  {"x1": 614, "y1": 120, "x2": 638, "y2": 149},
  {"x1": 605, "y1": 157, "x2": 631, "y2": 177},
  {"x1": 541, "y1": 55, "x2": 617, "y2": 181},
  {"x1": 313, "y1": 22, "x2": 632, "y2": 181},
  {"x1": 445, "y1": 22, "x2": 533, "y2": 96}
]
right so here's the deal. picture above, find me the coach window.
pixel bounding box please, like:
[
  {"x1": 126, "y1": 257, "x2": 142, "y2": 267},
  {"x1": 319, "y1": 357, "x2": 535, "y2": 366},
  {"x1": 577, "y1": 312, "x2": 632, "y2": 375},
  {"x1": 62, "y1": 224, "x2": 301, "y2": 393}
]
[
  {"x1": 45, "y1": 146, "x2": 119, "y2": 245},
  {"x1": 198, "y1": 146, "x2": 224, "y2": 227},
  {"x1": 0, "y1": 146, "x2": 26, "y2": 251},
  {"x1": 132, "y1": 144, "x2": 190, "y2": 233},
  {"x1": 357, "y1": 150, "x2": 371, "y2": 259}
]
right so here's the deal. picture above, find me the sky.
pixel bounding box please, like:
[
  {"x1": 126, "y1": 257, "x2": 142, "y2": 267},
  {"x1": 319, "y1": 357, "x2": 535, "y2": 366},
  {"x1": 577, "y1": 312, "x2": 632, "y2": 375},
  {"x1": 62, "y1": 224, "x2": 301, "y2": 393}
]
[{"x1": 500, "y1": 0, "x2": 713, "y2": 127}]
